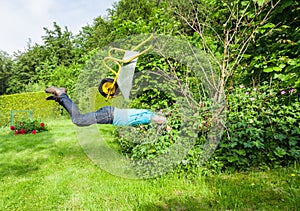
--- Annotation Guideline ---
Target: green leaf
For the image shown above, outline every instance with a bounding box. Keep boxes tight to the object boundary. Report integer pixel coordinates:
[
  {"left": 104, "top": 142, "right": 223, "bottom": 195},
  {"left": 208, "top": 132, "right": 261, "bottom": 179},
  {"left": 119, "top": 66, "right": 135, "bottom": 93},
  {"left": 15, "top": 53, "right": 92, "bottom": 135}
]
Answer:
[
  {"left": 263, "top": 66, "right": 283, "bottom": 73},
  {"left": 274, "top": 73, "right": 285, "bottom": 81},
  {"left": 235, "top": 149, "right": 246, "bottom": 156},
  {"left": 261, "top": 23, "right": 275, "bottom": 29},
  {"left": 273, "top": 67, "right": 282, "bottom": 72},
  {"left": 289, "top": 140, "right": 298, "bottom": 147},
  {"left": 263, "top": 67, "right": 274, "bottom": 73},
  {"left": 274, "top": 147, "right": 287, "bottom": 158}
]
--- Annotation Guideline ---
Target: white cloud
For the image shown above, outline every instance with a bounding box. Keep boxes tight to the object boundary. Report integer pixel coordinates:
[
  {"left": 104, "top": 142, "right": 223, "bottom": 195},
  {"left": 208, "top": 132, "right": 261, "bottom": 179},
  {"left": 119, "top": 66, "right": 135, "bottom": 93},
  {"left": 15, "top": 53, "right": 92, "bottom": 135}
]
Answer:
[{"left": 0, "top": 0, "right": 117, "bottom": 55}]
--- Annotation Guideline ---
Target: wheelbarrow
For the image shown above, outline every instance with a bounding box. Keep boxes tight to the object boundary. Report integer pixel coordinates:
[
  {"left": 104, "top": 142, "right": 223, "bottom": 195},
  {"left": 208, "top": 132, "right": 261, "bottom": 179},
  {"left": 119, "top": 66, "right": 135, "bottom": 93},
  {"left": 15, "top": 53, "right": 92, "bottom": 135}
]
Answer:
[{"left": 98, "top": 30, "right": 157, "bottom": 101}]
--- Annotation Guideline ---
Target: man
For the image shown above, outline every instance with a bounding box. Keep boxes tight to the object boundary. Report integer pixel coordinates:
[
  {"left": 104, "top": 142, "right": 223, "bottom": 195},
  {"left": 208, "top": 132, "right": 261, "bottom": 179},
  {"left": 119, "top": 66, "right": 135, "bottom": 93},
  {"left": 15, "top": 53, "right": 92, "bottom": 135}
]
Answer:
[{"left": 45, "top": 86, "right": 166, "bottom": 127}]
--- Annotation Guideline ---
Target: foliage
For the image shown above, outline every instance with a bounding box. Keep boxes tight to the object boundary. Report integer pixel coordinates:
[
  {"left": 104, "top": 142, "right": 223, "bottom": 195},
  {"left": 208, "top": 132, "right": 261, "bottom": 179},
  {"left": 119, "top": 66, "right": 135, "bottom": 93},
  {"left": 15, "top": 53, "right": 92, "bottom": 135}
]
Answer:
[
  {"left": 108, "top": 0, "right": 157, "bottom": 22},
  {"left": 10, "top": 119, "right": 48, "bottom": 135},
  {"left": 6, "top": 22, "right": 83, "bottom": 94},
  {"left": 44, "top": 63, "right": 83, "bottom": 96},
  {"left": 109, "top": 0, "right": 180, "bottom": 37},
  {"left": 0, "top": 51, "right": 13, "bottom": 95},
  {"left": 115, "top": 70, "right": 211, "bottom": 176},
  {"left": 42, "top": 22, "right": 79, "bottom": 66},
  {"left": 116, "top": 79, "right": 300, "bottom": 173},
  {"left": 214, "top": 83, "right": 300, "bottom": 171},
  {"left": 6, "top": 44, "right": 47, "bottom": 94},
  {"left": 238, "top": 0, "right": 300, "bottom": 89},
  {"left": 76, "top": 18, "right": 114, "bottom": 53},
  {"left": 0, "top": 92, "right": 62, "bottom": 127}
]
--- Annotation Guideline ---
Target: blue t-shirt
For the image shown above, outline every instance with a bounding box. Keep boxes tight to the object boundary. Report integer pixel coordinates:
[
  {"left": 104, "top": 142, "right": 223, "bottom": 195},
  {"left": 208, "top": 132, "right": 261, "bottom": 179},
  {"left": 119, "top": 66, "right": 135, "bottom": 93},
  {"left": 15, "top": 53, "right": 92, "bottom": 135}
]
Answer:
[{"left": 112, "top": 108, "right": 154, "bottom": 126}]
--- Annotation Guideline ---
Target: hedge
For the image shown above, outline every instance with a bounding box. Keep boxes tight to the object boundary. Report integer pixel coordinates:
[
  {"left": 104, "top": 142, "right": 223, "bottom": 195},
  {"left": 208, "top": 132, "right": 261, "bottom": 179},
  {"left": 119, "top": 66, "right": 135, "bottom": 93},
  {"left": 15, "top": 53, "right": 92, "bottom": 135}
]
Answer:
[{"left": 0, "top": 92, "right": 62, "bottom": 127}]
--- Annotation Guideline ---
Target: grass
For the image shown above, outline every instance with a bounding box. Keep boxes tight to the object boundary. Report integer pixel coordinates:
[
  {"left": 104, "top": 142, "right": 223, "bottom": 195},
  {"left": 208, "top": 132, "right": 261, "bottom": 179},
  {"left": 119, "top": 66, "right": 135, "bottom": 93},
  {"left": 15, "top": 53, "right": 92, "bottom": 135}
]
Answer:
[{"left": 0, "top": 119, "right": 299, "bottom": 210}]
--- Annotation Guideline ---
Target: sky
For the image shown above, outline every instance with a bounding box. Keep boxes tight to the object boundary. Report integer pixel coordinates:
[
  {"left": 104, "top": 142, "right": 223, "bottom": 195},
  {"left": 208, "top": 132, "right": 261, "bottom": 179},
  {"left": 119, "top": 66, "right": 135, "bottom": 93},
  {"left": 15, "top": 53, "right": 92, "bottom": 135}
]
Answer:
[{"left": 0, "top": 0, "right": 117, "bottom": 55}]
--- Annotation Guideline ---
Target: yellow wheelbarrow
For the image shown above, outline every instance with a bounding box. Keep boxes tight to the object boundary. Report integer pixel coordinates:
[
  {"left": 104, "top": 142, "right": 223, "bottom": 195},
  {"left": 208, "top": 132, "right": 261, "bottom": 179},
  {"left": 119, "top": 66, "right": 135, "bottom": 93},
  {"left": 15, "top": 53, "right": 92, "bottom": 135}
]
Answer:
[{"left": 98, "top": 30, "right": 157, "bottom": 101}]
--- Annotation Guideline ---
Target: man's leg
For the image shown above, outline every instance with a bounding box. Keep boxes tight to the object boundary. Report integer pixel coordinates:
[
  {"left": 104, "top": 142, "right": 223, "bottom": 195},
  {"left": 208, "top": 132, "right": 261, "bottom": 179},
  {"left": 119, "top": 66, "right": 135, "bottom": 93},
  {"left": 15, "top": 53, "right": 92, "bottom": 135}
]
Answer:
[
  {"left": 58, "top": 93, "right": 99, "bottom": 126},
  {"left": 46, "top": 87, "right": 113, "bottom": 126}
]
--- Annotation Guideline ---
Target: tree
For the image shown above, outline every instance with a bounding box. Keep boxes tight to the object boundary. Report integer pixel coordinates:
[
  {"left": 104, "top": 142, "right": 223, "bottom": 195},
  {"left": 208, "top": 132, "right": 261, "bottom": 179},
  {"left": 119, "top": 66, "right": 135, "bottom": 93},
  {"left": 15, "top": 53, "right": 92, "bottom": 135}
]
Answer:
[
  {"left": 42, "top": 22, "right": 77, "bottom": 66},
  {"left": 76, "top": 17, "right": 115, "bottom": 52},
  {"left": 6, "top": 22, "right": 82, "bottom": 94},
  {"left": 6, "top": 44, "right": 47, "bottom": 94},
  {"left": 238, "top": 0, "right": 300, "bottom": 88},
  {"left": 171, "top": 0, "right": 282, "bottom": 102},
  {"left": 108, "top": 0, "right": 158, "bottom": 22},
  {"left": 0, "top": 51, "right": 13, "bottom": 95}
]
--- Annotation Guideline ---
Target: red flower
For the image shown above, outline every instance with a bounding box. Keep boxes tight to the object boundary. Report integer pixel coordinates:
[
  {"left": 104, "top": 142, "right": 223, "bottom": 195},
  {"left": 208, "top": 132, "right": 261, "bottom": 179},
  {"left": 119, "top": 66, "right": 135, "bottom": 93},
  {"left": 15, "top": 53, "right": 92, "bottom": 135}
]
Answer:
[
  {"left": 10, "top": 125, "right": 15, "bottom": 130},
  {"left": 32, "top": 130, "right": 37, "bottom": 135},
  {"left": 40, "top": 123, "right": 45, "bottom": 128},
  {"left": 15, "top": 130, "right": 19, "bottom": 135},
  {"left": 20, "top": 128, "right": 26, "bottom": 134}
]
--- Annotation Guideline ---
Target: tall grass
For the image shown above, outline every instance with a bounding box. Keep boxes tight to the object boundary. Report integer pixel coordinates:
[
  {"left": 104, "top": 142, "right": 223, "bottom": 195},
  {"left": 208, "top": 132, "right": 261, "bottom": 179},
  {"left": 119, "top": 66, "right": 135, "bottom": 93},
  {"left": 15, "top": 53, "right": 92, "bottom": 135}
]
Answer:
[{"left": 0, "top": 119, "right": 299, "bottom": 210}]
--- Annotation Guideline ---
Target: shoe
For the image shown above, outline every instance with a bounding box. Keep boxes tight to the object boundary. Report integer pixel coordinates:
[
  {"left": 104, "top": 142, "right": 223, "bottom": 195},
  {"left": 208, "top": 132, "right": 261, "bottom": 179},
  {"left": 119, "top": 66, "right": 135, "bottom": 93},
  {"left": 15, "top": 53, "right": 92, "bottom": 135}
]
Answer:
[{"left": 45, "top": 86, "right": 66, "bottom": 96}]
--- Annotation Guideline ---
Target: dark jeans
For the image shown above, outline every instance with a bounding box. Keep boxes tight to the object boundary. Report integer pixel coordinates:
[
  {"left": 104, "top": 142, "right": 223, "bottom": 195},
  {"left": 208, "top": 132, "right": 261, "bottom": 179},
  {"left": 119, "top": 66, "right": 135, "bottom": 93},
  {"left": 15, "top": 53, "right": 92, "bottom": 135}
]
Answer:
[{"left": 58, "top": 93, "right": 114, "bottom": 126}]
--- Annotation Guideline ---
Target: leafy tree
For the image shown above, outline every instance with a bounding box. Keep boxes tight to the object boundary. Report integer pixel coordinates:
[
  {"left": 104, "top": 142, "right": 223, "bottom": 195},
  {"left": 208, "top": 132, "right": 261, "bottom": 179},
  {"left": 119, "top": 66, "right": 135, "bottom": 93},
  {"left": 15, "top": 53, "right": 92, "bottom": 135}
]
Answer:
[
  {"left": 171, "top": 0, "right": 299, "bottom": 90},
  {"left": 75, "top": 17, "right": 115, "bottom": 52},
  {"left": 0, "top": 51, "right": 13, "bottom": 95},
  {"left": 108, "top": 0, "right": 158, "bottom": 22},
  {"left": 107, "top": 0, "right": 179, "bottom": 37},
  {"left": 238, "top": 0, "right": 300, "bottom": 89},
  {"left": 42, "top": 22, "right": 77, "bottom": 66},
  {"left": 74, "top": 0, "right": 159, "bottom": 53},
  {"left": 7, "top": 44, "right": 47, "bottom": 94},
  {"left": 7, "top": 22, "right": 81, "bottom": 94}
]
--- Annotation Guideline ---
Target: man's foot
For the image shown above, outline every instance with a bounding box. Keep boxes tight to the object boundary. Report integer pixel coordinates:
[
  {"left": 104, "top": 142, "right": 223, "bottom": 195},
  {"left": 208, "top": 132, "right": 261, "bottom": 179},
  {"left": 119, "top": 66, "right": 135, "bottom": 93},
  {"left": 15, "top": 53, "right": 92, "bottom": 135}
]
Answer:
[{"left": 45, "top": 86, "right": 66, "bottom": 96}]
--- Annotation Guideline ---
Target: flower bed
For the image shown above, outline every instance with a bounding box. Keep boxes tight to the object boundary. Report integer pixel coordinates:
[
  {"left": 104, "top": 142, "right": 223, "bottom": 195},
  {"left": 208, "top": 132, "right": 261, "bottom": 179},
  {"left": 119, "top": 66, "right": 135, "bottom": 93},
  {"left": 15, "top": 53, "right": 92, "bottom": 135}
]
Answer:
[{"left": 10, "top": 119, "right": 48, "bottom": 135}]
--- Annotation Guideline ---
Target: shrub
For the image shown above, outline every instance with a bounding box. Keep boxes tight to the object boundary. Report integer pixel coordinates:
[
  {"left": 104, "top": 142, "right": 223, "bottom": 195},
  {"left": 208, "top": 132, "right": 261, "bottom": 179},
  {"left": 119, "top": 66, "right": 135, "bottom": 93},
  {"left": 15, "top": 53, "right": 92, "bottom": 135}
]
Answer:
[
  {"left": 10, "top": 119, "right": 48, "bottom": 135},
  {"left": 0, "top": 92, "right": 62, "bottom": 127},
  {"left": 115, "top": 82, "right": 300, "bottom": 174},
  {"left": 214, "top": 83, "right": 300, "bottom": 171}
]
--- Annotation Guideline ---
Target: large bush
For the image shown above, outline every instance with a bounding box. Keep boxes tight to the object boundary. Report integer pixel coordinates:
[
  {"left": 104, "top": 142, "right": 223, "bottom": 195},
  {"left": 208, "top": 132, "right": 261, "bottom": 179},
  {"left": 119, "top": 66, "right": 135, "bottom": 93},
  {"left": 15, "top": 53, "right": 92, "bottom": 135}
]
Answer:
[
  {"left": 214, "top": 84, "right": 300, "bottom": 171},
  {"left": 113, "top": 82, "right": 300, "bottom": 174},
  {"left": 0, "top": 92, "right": 62, "bottom": 127}
]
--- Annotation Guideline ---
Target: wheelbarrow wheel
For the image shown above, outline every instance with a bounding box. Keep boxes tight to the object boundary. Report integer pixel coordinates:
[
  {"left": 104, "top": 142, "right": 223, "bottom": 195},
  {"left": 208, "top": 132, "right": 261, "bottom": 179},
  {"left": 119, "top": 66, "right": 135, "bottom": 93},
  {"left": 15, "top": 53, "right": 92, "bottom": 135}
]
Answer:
[{"left": 98, "top": 78, "right": 119, "bottom": 98}]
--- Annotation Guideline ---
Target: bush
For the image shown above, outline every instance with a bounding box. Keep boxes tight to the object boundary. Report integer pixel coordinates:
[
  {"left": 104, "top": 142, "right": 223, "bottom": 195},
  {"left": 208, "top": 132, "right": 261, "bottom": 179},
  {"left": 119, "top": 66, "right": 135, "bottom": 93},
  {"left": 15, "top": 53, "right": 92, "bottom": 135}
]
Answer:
[
  {"left": 10, "top": 119, "right": 48, "bottom": 135},
  {"left": 115, "top": 82, "right": 300, "bottom": 174},
  {"left": 214, "top": 84, "right": 300, "bottom": 171},
  {"left": 0, "top": 92, "right": 62, "bottom": 127}
]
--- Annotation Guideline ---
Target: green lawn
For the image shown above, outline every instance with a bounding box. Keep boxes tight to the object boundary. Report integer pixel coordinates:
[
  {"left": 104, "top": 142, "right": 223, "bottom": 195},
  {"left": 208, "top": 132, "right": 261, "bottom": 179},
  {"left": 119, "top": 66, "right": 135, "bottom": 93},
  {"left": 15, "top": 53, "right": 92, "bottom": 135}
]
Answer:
[{"left": 0, "top": 119, "right": 299, "bottom": 210}]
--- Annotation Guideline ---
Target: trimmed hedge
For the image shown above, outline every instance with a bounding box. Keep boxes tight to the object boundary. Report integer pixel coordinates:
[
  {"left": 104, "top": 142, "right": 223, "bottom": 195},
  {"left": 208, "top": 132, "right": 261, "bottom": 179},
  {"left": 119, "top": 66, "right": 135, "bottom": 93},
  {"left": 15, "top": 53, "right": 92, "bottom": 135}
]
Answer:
[{"left": 0, "top": 92, "right": 62, "bottom": 126}]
